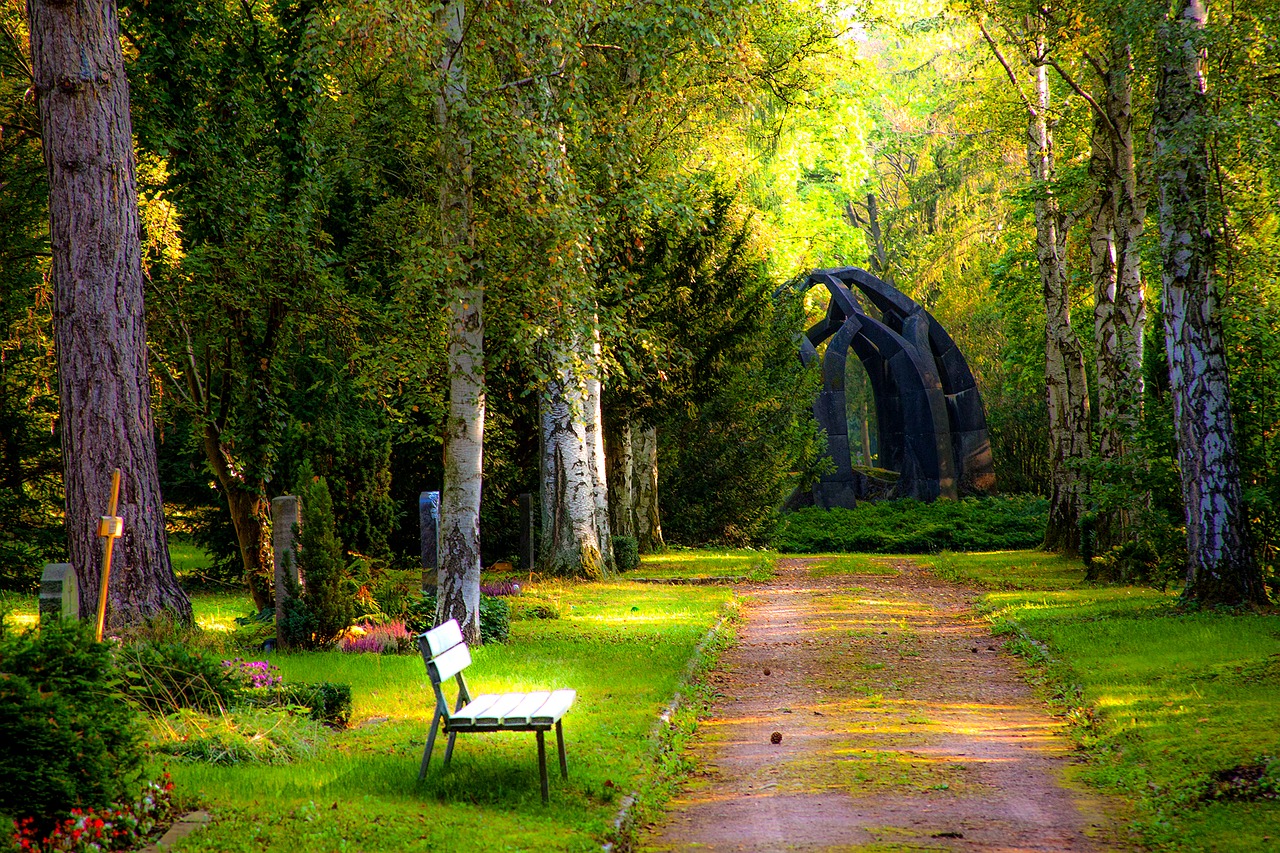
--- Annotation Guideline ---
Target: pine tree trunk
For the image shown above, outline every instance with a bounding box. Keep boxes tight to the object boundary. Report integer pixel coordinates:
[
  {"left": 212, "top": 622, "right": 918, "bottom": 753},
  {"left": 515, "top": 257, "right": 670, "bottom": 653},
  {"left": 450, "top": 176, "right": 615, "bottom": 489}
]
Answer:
[
  {"left": 1152, "top": 0, "right": 1264, "bottom": 605},
  {"left": 434, "top": 0, "right": 484, "bottom": 642},
  {"left": 607, "top": 419, "right": 636, "bottom": 539},
  {"left": 1028, "top": 52, "right": 1091, "bottom": 555},
  {"left": 633, "top": 425, "right": 664, "bottom": 553},
  {"left": 585, "top": 326, "right": 614, "bottom": 572},
  {"left": 28, "top": 0, "right": 190, "bottom": 628},
  {"left": 539, "top": 358, "right": 604, "bottom": 578}
]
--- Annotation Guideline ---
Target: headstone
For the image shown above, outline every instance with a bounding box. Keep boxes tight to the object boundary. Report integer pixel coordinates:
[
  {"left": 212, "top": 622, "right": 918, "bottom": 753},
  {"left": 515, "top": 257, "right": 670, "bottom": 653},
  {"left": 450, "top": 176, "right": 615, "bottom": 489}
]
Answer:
[
  {"left": 519, "top": 492, "right": 535, "bottom": 572},
  {"left": 420, "top": 491, "right": 440, "bottom": 593},
  {"left": 39, "top": 563, "right": 79, "bottom": 622},
  {"left": 272, "top": 495, "right": 302, "bottom": 633}
]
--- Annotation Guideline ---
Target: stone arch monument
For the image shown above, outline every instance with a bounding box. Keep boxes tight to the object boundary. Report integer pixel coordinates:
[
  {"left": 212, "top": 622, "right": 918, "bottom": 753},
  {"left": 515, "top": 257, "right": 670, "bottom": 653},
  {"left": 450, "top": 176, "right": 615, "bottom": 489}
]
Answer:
[{"left": 797, "top": 267, "right": 996, "bottom": 509}]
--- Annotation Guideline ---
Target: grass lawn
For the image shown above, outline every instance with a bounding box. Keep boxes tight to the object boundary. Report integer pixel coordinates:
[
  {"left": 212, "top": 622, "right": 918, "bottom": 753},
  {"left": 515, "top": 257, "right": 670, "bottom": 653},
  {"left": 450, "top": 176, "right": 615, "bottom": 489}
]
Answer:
[
  {"left": 625, "top": 547, "right": 774, "bottom": 581},
  {"left": 917, "top": 549, "right": 1280, "bottom": 852},
  {"left": 163, "top": 552, "right": 735, "bottom": 852}
]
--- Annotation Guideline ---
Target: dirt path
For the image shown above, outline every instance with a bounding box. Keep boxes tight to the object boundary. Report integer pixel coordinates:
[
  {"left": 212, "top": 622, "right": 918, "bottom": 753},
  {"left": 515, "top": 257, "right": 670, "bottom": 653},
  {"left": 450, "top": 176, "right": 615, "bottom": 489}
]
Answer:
[{"left": 641, "top": 558, "right": 1129, "bottom": 852}]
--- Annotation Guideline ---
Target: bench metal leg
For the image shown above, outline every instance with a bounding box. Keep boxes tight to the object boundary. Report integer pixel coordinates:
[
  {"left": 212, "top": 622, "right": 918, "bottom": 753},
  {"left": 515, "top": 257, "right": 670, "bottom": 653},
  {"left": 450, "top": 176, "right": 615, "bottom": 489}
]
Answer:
[
  {"left": 556, "top": 720, "right": 568, "bottom": 779},
  {"left": 536, "top": 730, "right": 550, "bottom": 804},
  {"left": 419, "top": 710, "right": 442, "bottom": 780},
  {"left": 443, "top": 730, "right": 458, "bottom": 767}
]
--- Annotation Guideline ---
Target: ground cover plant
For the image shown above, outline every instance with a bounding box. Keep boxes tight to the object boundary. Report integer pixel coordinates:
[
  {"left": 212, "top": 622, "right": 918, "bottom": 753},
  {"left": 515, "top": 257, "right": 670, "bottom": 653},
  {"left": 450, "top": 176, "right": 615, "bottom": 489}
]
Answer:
[
  {"left": 917, "top": 549, "right": 1280, "bottom": 851},
  {"left": 628, "top": 548, "right": 775, "bottom": 581},
  {"left": 142, "top": 561, "right": 734, "bottom": 852},
  {"left": 773, "top": 496, "right": 1048, "bottom": 554}
]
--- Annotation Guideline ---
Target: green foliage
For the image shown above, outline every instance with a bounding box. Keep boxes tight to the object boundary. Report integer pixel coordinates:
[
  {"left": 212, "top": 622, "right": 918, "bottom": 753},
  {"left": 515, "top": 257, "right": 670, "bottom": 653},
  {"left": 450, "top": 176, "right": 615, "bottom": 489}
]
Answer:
[
  {"left": 279, "top": 467, "right": 356, "bottom": 649},
  {"left": 612, "top": 536, "right": 640, "bottom": 572},
  {"left": 234, "top": 681, "right": 353, "bottom": 729},
  {"left": 405, "top": 592, "right": 511, "bottom": 645},
  {"left": 116, "top": 640, "right": 239, "bottom": 715},
  {"left": 772, "top": 497, "right": 1049, "bottom": 553},
  {"left": 0, "top": 620, "right": 143, "bottom": 830}
]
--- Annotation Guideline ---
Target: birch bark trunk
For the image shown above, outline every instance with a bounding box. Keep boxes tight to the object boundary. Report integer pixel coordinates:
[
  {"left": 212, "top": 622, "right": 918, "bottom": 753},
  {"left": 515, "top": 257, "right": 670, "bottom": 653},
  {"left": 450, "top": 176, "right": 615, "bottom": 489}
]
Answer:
[
  {"left": 1089, "top": 44, "right": 1146, "bottom": 549},
  {"left": 585, "top": 327, "right": 614, "bottom": 572},
  {"left": 1152, "top": 0, "right": 1264, "bottom": 604},
  {"left": 435, "top": 0, "right": 484, "bottom": 642},
  {"left": 540, "top": 357, "right": 605, "bottom": 578},
  {"left": 1028, "top": 45, "right": 1091, "bottom": 556},
  {"left": 28, "top": 0, "right": 190, "bottom": 628},
  {"left": 634, "top": 425, "right": 664, "bottom": 553}
]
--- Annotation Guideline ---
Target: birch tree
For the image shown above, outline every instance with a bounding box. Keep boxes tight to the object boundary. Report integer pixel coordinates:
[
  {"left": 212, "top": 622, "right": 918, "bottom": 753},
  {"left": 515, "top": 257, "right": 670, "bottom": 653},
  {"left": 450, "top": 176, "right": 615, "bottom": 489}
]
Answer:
[
  {"left": 433, "top": 0, "right": 485, "bottom": 640},
  {"left": 979, "top": 16, "right": 1091, "bottom": 554},
  {"left": 1151, "top": 0, "right": 1265, "bottom": 604},
  {"left": 27, "top": 0, "right": 190, "bottom": 626}
]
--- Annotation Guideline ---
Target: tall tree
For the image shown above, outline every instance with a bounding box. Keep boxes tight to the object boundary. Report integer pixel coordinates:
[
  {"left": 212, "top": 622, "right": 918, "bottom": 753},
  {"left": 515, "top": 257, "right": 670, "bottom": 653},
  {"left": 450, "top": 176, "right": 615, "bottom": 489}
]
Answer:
[
  {"left": 1151, "top": 0, "right": 1264, "bottom": 604},
  {"left": 433, "top": 0, "right": 485, "bottom": 641},
  {"left": 979, "top": 16, "right": 1091, "bottom": 554},
  {"left": 26, "top": 0, "right": 189, "bottom": 626}
]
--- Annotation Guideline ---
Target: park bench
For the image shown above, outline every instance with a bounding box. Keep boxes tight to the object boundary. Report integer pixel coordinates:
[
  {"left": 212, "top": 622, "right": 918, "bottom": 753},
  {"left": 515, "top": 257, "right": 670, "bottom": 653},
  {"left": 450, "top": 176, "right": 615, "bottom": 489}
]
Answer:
[{"left": 417, "top": 619, "right": 575, "bottom": 803}]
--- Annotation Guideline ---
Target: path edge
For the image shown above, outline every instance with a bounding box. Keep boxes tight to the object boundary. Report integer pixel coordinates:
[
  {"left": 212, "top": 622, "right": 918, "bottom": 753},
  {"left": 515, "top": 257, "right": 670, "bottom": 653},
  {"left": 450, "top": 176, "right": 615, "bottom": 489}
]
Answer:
[{"left": 602, "top": 598, "right": 740, "bottom": 853}]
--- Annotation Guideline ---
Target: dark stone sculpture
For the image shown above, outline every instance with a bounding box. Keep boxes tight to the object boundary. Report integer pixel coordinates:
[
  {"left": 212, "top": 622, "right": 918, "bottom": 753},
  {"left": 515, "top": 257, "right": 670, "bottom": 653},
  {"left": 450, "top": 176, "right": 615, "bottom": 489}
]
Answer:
[{"left": 798, "top": 267, "right": 996, "bottom": 508}]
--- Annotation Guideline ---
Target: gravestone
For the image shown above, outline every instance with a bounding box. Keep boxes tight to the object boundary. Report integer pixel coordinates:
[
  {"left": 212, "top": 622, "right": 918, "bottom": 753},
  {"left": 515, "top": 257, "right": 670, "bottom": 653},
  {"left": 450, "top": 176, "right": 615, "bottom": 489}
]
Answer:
[
  {"left": 272, "top": 495, "right": 302, "bottom": 633},
  {"left": 39, "top": 563, "right": 79, "bottom": 621},
  {"left": 519, "top": 492, "right": 535, "bottom": 572},
  {"left": 420, "top": 491, "right": 440, "bottom": 593}
]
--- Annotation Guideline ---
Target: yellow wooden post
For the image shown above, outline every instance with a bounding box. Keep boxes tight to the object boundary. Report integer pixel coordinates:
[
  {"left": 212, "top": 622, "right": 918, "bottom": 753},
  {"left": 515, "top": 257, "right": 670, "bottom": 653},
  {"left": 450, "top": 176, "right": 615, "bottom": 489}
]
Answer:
[{"left": 95, "top": 469, "right": 123, "bottom": 642}]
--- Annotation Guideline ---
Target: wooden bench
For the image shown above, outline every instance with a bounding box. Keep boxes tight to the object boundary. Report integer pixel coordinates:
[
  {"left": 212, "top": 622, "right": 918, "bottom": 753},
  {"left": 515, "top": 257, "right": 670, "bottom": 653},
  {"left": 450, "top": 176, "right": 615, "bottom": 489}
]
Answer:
[{"left": 417, "top": 619, "right": 575, "bottom": 803}]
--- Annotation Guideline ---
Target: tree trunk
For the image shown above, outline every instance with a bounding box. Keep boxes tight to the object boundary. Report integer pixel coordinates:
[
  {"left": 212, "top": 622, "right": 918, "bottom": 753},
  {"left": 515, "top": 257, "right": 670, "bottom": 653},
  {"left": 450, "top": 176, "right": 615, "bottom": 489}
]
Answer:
[
  {"left": 28, "top": 0, "right": 190, "bottom": 628},
  {"left": 633, "top": 425, "right": 664, "bottom": 553},
  {"left": 1152, "top": 0, "right": 1264, "bottom": 605},
  {"left": 539, "top": 358, "right": 604, "bottom": 578},
  {"left": 585, "top": 326, "right": 614, "bottom": 571},
  {"left": 434, "top": 0, "right": 484, "bottom": 643},
  {"left": 1089, "top": 43, "right": 1146, "bottom": 550},
  {"left": 606, "top": 419, "right": 636, "bottom": 539},
  {"left": 1028, "top": 48, "right": 1091, "bottom": 556}
]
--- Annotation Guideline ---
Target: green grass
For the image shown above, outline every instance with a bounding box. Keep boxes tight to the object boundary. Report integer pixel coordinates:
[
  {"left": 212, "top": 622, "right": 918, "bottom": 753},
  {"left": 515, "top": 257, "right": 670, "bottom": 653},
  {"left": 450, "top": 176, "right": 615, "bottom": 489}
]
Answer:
[
  {"left": 928, "top": 549, "right": 1280, "bottom": 851},
  {"left": 802, "top": 553, "right": 902, "bottom": 577},
  {"left": 629, "top": 547, "right": 774, "bottom": 581},
  {"left": 161, "top": 576, "right": 733, "bottom": 852},
  {"left": 169, "top": 539, "right": 214, "bottom": 576}
]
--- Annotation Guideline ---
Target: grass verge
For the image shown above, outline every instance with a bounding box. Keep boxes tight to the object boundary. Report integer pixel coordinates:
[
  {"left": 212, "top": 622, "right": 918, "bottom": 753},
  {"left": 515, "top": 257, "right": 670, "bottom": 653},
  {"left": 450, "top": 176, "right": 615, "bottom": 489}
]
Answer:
[
  {"left": 161, "top": 576, "right": 734, "bottom": 852},
  {"left": 628, "top": 548, "right": 774, "bottom": 582},
  {"left": 918, "top": 549, "right": 1280, "bottom": 852}
]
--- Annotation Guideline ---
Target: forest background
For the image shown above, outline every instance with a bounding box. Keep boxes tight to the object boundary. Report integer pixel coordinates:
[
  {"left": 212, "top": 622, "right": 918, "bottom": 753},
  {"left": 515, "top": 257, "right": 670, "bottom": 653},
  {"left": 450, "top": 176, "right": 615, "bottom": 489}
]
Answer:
[{"left": 2, "top": 0, "right": 1278, "bottom": 611}]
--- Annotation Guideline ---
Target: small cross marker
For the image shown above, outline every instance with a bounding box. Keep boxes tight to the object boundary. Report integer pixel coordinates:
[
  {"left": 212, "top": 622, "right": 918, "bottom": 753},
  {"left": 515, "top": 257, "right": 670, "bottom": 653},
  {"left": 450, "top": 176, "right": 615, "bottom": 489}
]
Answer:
[{"left": 95, "top": 468, "right": 123, "bottom": 641}]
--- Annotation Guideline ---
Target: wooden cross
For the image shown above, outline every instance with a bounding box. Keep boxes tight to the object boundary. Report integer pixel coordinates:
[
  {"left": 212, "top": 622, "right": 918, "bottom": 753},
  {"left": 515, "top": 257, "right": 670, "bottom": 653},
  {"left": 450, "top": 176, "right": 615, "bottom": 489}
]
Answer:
[{"left": 95, "top": 469, "right": 123, "bottom": 642}]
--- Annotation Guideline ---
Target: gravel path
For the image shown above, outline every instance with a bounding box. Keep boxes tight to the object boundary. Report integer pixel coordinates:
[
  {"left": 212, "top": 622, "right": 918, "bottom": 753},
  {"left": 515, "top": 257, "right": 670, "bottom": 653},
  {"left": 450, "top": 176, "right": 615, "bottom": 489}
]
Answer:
[{"left": 640, "top": 557, "right": 1131, "bottom": 852}]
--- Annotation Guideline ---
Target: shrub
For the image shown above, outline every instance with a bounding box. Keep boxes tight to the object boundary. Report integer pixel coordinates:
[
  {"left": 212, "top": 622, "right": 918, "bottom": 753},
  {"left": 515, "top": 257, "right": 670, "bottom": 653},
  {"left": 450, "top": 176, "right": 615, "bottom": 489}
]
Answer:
[
  {"left": 239, "top": 682, "right": 353, "bottom": 728},
  {"left": 771, "top": 496, "right": 1049, "bottom": 554},
  {"left": 221, "top": 658, "right": 282, "bottom": 689},
  {"left": 404, "top": 592, "right": 511, "bottom": 644},
  {"left": 0, "top": 620, "right": 143, "bottom": 832},
  {"left": 612, "top": 536, "right": 640, "bottom": 571},
  {"left": 278, "top": 465, "right": 356, "bottom": 649},
  {"left": 116, "top": 641, "right": 239, "bottom": 714}
]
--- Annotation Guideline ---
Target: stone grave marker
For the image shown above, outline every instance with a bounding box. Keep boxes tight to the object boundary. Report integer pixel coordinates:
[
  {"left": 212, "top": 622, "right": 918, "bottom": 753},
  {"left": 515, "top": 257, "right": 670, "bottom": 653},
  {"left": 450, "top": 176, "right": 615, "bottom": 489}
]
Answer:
[
  {"left": 272, "top": 495, "right": 302, "bottom": 637},
  {"left": 39, "top": 563, "right": 79, "bottom": 621},
  {"left": 420, "top": 491, "right": 440, "bottom": 593},
  {"left": 519, "top": 492, "right": 535, "bottom": 571}
]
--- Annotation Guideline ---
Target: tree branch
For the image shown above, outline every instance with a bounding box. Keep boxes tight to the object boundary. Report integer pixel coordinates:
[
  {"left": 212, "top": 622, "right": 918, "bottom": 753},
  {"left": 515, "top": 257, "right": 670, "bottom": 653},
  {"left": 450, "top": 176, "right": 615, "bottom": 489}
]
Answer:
[
  {"left": 1044, "top": 55, "right": 1120, "bottom": 139},
  {"left": 976, "top": 19, "right": 1034, "bottom": 114}
]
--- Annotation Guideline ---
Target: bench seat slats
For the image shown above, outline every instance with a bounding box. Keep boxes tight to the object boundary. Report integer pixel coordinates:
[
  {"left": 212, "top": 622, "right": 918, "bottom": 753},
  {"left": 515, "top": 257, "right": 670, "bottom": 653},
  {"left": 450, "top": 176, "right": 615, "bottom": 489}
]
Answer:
[
  {"left": 497, "top": 691, "right": 552, "bottom": 726},
  {"left": 449, "top": 693, "right": 503, "bottom": 726},
  {"left": 429, "top": 642, "right": 471, "bottom": 683},
  {"left": 424, "top": 619, "right": 465, "bottom": 657},
  {"left": 472, "top": 692, "right": 528, "bottom": 727},
  {"left": 531, "top": 689, "right": 576, "bottom": 725}
]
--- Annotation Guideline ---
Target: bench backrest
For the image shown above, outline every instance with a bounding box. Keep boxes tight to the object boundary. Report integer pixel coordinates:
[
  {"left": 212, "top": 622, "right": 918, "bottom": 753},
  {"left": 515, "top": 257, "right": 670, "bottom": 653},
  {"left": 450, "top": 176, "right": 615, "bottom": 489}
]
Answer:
[{"left": 419, "top": 619, "right": 472, "bottom": 715}]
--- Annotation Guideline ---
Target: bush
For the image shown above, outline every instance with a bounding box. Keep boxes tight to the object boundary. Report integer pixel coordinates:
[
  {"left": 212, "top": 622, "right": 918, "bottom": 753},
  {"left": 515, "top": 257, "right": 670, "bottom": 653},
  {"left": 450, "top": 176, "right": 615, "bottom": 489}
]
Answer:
[
  {"left": 772, "top": 496, "right": 1048, "bottom": 554},
  {"left": 278, "top": 465, "right": 356, "bottom": 649},
  {"left": 404, "top": 592, "right": 511, "bottom": 645},
  {"left": 0, "top": 620, "right": 143, "bottom": 832},
  {"left": 116, "top": 641, "right": 240, "bottom": 714},
  {"left": 612, "top": 536, "right": 640, "bottom": 571},
  {"left": 340, "top": 621, "right": 413, "bottom": 654},
  {"left": 237, "top": 681, "right": 353, "bottom": 728}
]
